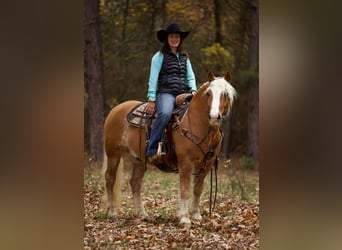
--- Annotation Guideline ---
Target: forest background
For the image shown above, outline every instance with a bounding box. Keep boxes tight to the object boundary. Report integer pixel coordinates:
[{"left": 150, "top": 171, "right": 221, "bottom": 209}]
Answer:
[{"left": 84, "top": 0, "right": 259, "bottom": 166}]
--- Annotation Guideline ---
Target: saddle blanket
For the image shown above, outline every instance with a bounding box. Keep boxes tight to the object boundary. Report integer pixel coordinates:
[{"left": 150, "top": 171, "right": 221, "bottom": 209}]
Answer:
[{"left": 126, "top": 93, "right": 192, "bottom": 128}]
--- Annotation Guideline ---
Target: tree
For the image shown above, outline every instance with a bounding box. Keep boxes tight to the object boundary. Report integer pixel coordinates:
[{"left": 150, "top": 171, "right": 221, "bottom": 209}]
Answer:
[
  {"left": 247, "top": 0, "right": 259, "bottom": 161},
  {"left": 151, "top": 0, "right": 167, "bottom": 34},
  {"left": 85, "top": 0, "right": 105, "bottom": 163},
  {"left": 85, "top": 0, "right": 259, "bottom": 163},
  {"left": 233, "top": 0, "right": 249, "bottom": 79},
  {"left": 214, "top": 0, "right": 224, "bottom": 44}
]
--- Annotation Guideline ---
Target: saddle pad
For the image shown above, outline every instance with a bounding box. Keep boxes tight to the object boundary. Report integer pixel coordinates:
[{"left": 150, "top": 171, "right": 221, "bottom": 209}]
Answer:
[
  {"left": 127, "top": 99, "right": 190, "bottom": 128},
  {"left": 126, "top": 103, "right": 153, "bottom": 127}
]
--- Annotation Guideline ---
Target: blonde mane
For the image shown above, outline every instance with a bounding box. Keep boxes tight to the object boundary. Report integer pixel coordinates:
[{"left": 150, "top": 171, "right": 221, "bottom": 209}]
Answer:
[{"left": 206, "top": 77, "right": 238, "bottom": 108}]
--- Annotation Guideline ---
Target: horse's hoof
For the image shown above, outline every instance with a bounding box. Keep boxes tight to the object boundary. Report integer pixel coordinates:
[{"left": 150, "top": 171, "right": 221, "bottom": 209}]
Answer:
[
  {"left": 179, "top": 217, "right": 191, "bottom": 225},
  {"left": 107, "top": 208, "right": 118, "bottom": 217},
  {"left": 107, "top": 212, "right": 116, "bottom": 218},
  {"left": 135, "top": 209, "right": 149, "bottom": 218},
  {"left": 139, "top": 212, "right": 149, "bottom": 218},
  {"left": 191, "top": 212, "right": 202, "bottom": 221}
]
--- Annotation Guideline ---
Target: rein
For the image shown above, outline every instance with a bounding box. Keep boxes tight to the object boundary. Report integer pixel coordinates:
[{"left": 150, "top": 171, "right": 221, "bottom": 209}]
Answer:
[{"left": 209, "top": 157, "right": 218, "bottom": 216}]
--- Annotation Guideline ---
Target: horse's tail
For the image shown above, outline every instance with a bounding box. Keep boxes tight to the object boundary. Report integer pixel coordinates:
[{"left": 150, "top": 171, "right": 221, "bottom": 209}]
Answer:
[
  {"left": 101, "top": 151, "right": 107, "bottom": 176},
  {"left": 101, "top": 152, "right": 108, "bottom": 213},
  {"left": 101, "top": 152, "right": 124, "bottom": 213}
]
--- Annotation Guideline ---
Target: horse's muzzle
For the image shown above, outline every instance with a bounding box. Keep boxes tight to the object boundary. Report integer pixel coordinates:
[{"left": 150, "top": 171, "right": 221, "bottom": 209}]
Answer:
[{"left": 209, "top": 113, "right": 222, "bottom": 125}]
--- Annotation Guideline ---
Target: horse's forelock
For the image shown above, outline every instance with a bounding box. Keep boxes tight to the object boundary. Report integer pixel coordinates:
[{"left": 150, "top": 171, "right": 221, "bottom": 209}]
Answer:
[{"left": 207, "top": 77, "right": 237, "bottom": 107}]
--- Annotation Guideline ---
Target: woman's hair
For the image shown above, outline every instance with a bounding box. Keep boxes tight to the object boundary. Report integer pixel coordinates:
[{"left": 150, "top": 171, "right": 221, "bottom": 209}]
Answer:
[{"left": 160, "top": 37, "right": 188, "bottom": 56}]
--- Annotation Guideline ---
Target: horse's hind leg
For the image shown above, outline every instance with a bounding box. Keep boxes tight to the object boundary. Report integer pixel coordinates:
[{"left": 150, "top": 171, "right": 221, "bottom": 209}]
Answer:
[
  {"left": 104, "top": 153, "right": 123, "bottom": 217},
  {"left": 129, "top": 160, "right": 148, "bottom": 218}
]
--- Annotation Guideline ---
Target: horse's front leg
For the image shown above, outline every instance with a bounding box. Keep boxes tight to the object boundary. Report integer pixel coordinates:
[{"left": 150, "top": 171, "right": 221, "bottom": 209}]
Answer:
[
  {"left": 178, "top": 164, "right": 192, "bottom": 225},
  {"left": 190, "top": 173, "right": 206, "bottom": 221}
]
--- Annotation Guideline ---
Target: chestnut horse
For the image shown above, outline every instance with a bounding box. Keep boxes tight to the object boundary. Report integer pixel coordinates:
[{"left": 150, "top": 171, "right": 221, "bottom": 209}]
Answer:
[{"left": 102, "top": 71, "right": 237, "bottom": 225}]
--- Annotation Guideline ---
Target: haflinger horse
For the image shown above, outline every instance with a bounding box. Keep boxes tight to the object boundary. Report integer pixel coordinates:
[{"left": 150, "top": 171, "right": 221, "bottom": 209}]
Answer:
[{"left": 102, "top": 70, "right": 237, "bottom": 226}]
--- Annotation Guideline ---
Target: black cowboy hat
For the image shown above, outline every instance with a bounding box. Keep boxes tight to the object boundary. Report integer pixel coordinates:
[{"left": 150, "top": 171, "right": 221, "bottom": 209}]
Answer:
[{"left": 157, "top": 23, "right": 190, "bottom": 43}]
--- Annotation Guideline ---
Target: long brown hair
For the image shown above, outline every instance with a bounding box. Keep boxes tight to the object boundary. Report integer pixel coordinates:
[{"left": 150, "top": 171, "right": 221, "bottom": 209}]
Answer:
[{"left": 160, "top": 36, "right": 188, "bottom": 56}]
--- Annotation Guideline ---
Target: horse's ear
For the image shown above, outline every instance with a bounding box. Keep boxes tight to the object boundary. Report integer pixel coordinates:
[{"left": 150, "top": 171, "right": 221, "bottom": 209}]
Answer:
[
  {"left": 224, "top": 72, "right": 232, "bottom": 81},
  {"left": 208, "top": 70, "right": 215, "bottom": 82}
]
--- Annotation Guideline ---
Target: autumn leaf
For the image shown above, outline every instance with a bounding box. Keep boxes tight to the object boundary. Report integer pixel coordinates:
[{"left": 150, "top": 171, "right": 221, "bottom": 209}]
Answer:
[{"left": 84, "top": 163, "right": 259, "bottom": 249}]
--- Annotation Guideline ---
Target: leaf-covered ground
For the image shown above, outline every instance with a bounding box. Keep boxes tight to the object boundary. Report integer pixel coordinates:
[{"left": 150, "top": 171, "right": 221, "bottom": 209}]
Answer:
[{"left": 84, "top": 160, "right": 259, "bottom": 249}]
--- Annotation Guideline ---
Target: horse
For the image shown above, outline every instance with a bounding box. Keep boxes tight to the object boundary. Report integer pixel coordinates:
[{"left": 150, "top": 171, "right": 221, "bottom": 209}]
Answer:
[{"left": 102, "top": 70, "right": 237, "bottom": 225}]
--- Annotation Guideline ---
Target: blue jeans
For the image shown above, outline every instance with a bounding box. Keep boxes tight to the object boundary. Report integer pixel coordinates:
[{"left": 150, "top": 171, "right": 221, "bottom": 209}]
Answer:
[{"left": 146, "top": 93, "right": 175, "bottom": 156}]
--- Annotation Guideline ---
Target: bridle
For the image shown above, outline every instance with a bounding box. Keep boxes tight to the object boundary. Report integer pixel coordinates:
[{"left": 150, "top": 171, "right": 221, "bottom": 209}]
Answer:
[{"left": 175, "top": 102, "right": 223, "bottom": 160}]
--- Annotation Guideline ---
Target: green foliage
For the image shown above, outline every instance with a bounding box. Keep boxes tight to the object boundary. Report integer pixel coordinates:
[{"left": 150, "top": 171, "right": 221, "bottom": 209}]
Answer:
[
  {"left": 86, "top": 0, "right": 259, "bottom": 157},
  {"left": 201, "top": 43, "right": 235, "bottom": 75},
  {"left": 94, "top": 213, "right": 109, "bottom": 220},
  {"left": 238, "top": 64, "right": 259, "bottom": 86},
  {"left": 225, "top": 157, "right": 259, "bottom": 201},
  {"left": 227, "top": 169, "right": 256, "bottom": 201},
  {"left": 241, "top": 155, "right": 258, "bottom": 170}
]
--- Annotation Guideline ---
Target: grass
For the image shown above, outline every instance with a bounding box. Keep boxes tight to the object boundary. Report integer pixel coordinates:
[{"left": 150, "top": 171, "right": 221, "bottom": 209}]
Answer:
[
  {"left": 142, "top": 170, "right": 179, "bottom": 196},
  {"left": 85, "top": 156, "right": 259, "bottom": 216}
]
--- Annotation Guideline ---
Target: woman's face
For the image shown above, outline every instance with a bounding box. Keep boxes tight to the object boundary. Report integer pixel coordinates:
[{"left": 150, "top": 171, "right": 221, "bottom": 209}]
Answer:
[{"left": 168, "top": 33, "right": 180, "bottom": 50}]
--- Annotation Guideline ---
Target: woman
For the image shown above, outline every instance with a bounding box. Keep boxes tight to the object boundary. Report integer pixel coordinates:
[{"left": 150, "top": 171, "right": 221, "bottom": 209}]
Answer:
[{"left": 145, "top": 23, "right": 197, "bottom": 164}]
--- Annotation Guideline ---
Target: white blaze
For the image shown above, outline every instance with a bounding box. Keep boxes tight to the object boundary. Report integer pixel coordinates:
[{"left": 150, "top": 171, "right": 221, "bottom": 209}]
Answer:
[
  {"left": 208, "top": 78, "right": 226, "bottom": 119},
  {"left": 207, "top": 77, "right": 237, "bottom": 120}
]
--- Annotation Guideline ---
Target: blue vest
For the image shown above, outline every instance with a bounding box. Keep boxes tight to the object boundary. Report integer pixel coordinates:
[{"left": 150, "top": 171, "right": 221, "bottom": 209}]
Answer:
[{"left": 157, "top": 52, "right": 189, "bottom": 96}]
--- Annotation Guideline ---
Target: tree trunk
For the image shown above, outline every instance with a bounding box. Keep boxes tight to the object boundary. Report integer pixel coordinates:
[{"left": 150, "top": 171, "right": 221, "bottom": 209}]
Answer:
[
  {"left": 216, "top": 0, "right": 238, "bottom": 159},
  {"left": 222, "top": 114, "right": 232, "bottom": 158},
  {"left": 85, "top": 0, "right": 105, "bottom": 163},
  {"left": 214, "top": 0, "right": 223, "bottom": 44},
  {"left": 151, "top": 0, "right": 166, "bottom": 38},
  {"left": 214, "top": 0, "right": 229, "bottom": 157},
  {"left": 233, "top": 0, "right": 249, "bottom": 79},
  {"left": 121, "top": 0, "right": 130, "bottom": 41},
  {"left": 247, "top": 0, "right": 259, "bottom": 161}
]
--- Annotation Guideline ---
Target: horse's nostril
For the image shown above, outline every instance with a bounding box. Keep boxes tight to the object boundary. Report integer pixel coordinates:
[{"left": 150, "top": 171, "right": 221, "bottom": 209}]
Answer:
[{"left": 217, "top": 114, "right": 221, "bottom": 120}]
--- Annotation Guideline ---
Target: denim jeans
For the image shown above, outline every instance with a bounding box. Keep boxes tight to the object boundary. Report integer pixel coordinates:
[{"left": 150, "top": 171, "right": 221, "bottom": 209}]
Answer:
[{"left": 146, "top": 93, "right": 175, "bottom": 156}]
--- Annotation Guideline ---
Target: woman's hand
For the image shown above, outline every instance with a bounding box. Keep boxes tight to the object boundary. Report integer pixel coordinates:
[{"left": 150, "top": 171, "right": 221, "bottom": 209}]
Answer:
[{"left": 145, "top": 101, "right": 156, "bottom": 115}]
